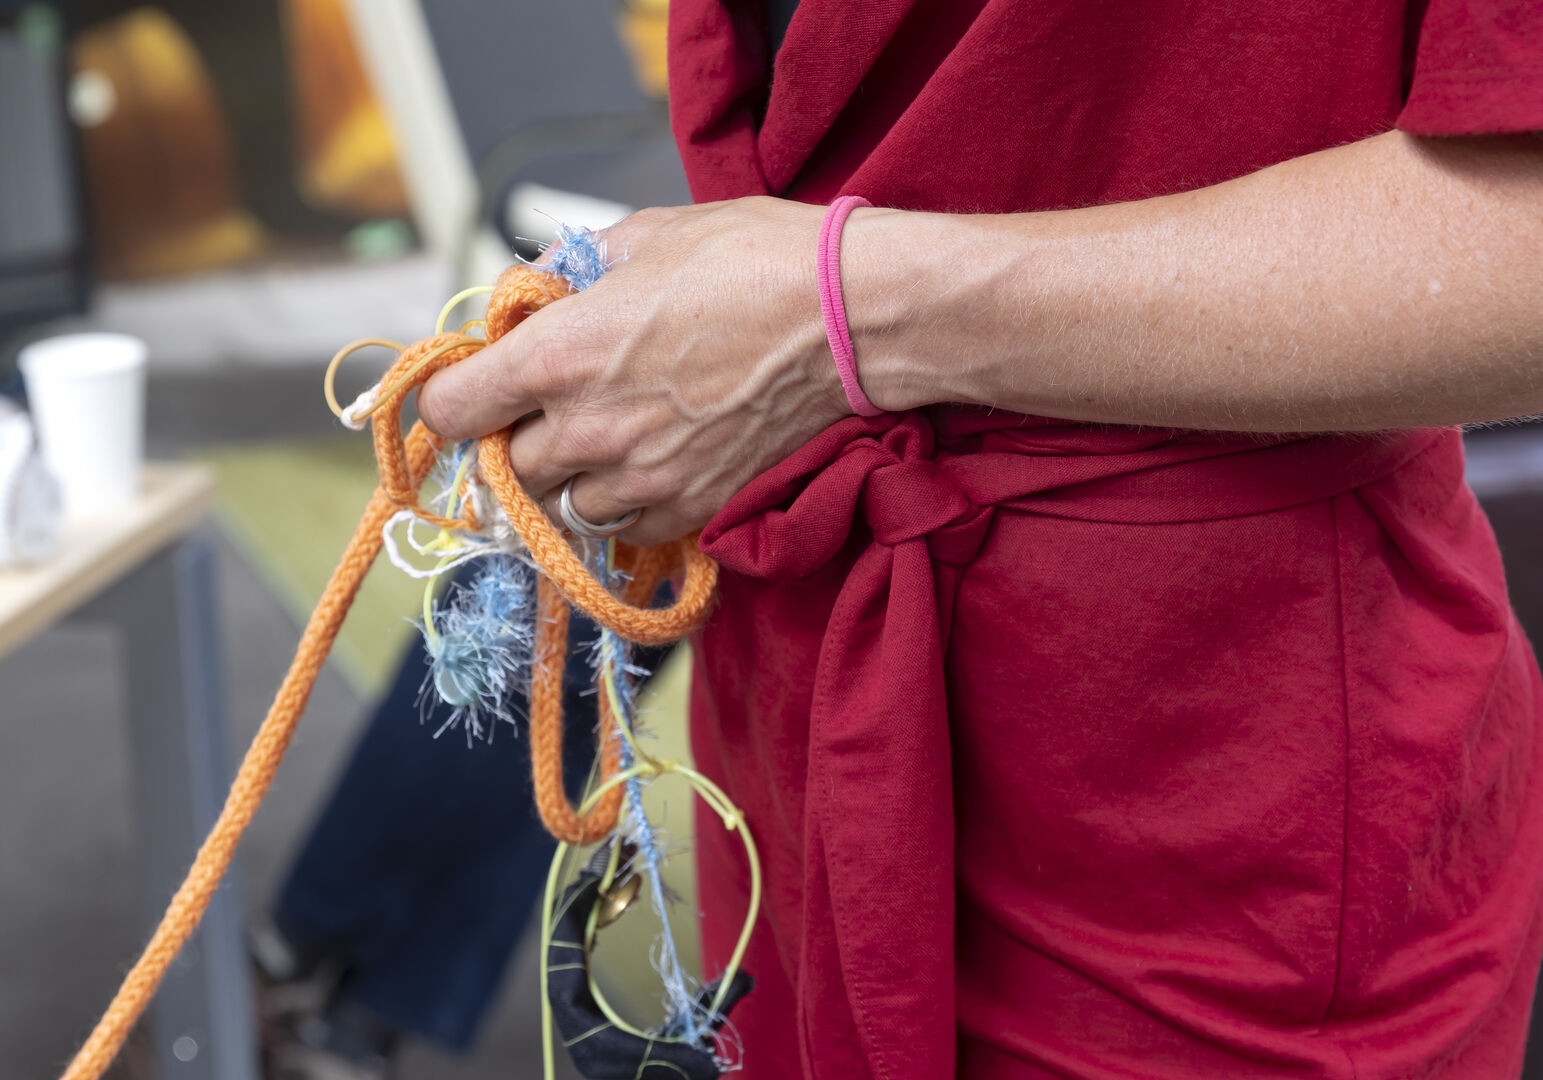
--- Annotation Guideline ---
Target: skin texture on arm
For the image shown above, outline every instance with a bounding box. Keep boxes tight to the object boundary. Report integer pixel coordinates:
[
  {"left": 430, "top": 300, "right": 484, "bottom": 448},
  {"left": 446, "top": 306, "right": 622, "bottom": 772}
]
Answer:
[
  {"left": 417, "top": 131, "right": 1543, "bottom": 544},
  {"left": 848, "top": 130, "right": 1543, "bottom": 433}
]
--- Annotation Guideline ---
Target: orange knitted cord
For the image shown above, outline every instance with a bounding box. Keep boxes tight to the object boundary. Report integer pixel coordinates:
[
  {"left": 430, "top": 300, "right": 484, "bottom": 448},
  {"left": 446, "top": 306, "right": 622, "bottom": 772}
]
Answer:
[
  {"left": 60, "top": 265, "right": 717, "bottom": 1080},
  {"left": 529, "top": 576, "right": 627, "bottom": 844}
]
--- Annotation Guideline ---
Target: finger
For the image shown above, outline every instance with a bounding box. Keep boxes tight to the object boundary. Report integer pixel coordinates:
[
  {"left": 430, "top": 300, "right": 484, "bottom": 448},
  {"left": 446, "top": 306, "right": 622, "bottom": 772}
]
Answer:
[
  {"left": 509, "top": 405, "right": 635, "bottom": 495},
  {"left": 620, "top": 508, "right": 691, "bottom": 549},
  {"left": 557, "top": 471, "right": 646, "bottom": 538},
  {"left": 505, "top": 413, "right": 573, "bottom": 497},
  {"left": 417, "top": 324, "right": 541, "bottom": 439}
]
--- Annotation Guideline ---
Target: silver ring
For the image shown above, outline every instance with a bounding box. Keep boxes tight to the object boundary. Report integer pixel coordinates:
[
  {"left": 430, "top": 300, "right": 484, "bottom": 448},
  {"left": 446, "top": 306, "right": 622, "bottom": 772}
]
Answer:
[{"left": 558, "top": 479, "right": 640, "bottom": 539}]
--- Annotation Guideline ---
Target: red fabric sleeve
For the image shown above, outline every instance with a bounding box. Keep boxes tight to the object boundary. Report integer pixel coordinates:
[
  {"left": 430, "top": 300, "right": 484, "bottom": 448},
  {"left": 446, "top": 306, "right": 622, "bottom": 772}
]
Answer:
[{"left": 1398, "top": 0, "right": 1543, "bottom": 133}]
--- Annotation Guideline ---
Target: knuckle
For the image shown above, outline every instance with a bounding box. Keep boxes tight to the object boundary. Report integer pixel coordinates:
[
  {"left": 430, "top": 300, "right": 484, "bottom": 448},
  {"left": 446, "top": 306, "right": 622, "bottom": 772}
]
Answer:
[
  {"left": 452, "top": 343, "right": 513, "bottom": 405},
  {"left": 623, "top": 205, "right": 666, "bottom": 230},
  {"left": 553, "top": 421, "right": 619, "bottom": 466},
  {"left": 608, "top": 205, "right": 684, "bottom": 253},
  {"left": 628, "top": 513, "right": 678, "bottom": 548},
  {"left": 505, "top": 433, "right": 545, "bottom": 482},
  {"left": 415, "top": 378, "right": 455, "bottom": 434},
  {"left": 618, "top": 468, "right": 670, "bottom": 508},
  {"left": 522, "top": 310, "right": 604, "bottom": 393},
  {"left": 522, "top": 337, "right": 579, "bottom": 400}
]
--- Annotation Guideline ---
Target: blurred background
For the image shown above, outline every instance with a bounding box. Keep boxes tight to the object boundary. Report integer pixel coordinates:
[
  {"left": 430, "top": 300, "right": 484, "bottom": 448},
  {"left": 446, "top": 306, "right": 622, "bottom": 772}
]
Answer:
[
  {"left": 5, "top": 1, "right": 1543, "bottom": 1078},
  {"left": 0, "top": 1, "right": 695, "bottom": 1078}
]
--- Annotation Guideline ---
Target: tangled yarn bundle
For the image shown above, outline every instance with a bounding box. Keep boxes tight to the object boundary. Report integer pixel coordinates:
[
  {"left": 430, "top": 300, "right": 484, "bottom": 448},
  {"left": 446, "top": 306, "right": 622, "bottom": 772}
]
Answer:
[{"left": 59, "top": 263, "right": 718, "bottom": 1080}]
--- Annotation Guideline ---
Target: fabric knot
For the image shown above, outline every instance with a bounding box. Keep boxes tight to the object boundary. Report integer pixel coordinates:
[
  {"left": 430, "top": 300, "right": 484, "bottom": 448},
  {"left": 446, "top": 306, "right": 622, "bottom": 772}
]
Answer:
[{"left": 861, "top": 456, "right": 989, "bottom": 565}]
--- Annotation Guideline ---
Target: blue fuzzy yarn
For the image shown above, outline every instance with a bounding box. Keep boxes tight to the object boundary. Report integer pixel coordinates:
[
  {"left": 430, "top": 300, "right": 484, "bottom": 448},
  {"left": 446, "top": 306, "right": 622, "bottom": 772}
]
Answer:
[
  {"left": 413, "top": 221, "right": 614, "bottom": 730},
  {"left": 421, "top": 557, "right": 536, "bottom": 743},
  {"left": 542, "top": 223, "right": 611, "bottom": 291},
  {"left": 585, "top": 548, "right": 707, "bottom": 1043},
  {"left": 470, "top": 553, "right": 533, "bottom": 620}
]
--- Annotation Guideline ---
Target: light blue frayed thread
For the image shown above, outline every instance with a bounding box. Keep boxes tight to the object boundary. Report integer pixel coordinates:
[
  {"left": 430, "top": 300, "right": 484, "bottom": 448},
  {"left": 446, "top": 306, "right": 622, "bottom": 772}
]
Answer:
[
  {"left": 419, "top": 555, "right": 536, "bottom": 745},
  {"left": 410, "top": 220, "right": 724, "bottom": 1049},
  {"left": 588, "top": 549, "right": 708, "bottom": 1045},
  {"left": 416, "top": 219, "right": 621, "bottom": 741},
  {"left": 434, "top": 439, "right": 479, "bottom": 507},
  {"left": 535, "top": 222, "right": 614, "bottom": 292}
]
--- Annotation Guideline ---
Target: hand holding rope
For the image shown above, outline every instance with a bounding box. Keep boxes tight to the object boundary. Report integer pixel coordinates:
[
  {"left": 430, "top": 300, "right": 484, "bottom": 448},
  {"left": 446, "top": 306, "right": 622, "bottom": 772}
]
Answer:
[{"left": 59, "top": 264, "right": 719, "bottom": 1080}]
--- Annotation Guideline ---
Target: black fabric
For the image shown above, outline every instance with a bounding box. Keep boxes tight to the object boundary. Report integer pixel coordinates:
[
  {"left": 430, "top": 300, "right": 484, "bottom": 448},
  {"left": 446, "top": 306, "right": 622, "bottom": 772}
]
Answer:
[
  {"left": 767, "top": 0, "right": 799, "bottom": 58},
  {"left": 546, "top": 873, "right": 754, "bottom": 1079}
]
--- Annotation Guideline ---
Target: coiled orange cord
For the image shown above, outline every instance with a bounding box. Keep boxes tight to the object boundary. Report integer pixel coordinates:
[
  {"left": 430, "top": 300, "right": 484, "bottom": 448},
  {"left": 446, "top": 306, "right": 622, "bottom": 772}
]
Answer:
[{"left": 59, "top": 265, "right": 717, "bottom": 1080}]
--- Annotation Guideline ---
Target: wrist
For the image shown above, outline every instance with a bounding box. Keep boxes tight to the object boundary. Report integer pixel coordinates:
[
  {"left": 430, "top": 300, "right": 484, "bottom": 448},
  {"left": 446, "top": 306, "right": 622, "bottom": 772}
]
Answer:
[
  {"left": 838, "top": 207, "right": 927, "bottom": 412},
  {"left": 839, "top": 207, "right": 1015, "bottom": 413}
]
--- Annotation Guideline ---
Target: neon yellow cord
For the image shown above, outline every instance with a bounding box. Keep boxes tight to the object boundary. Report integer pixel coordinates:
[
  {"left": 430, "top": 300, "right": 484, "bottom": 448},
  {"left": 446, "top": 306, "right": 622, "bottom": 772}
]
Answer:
[
  {"left": 420, "top": 559, "right": 449, "bottom": 649},
  {"left": 413, "top": 446, "right": 483, "bottom": 648},
  {"left": 436, "top": 284, "right": 494, "bottom": 335},
  {"left": 323, "top": 289, "right": 488, "bottom": 423},
  {"left": 538, "top": 759, "right": 763, "bottom": 1078},
  {"left": 537, "top": 541, "right": 761, "bottom": 1077},
  {"left": 352, "top": 336, "right": 482, "bottom": 423},
  {"left": 322, "top": 338, "right": 406, "bottom": 419},
  {"left": 540, "top": 835, "right": 568, "bottom": 1080}
]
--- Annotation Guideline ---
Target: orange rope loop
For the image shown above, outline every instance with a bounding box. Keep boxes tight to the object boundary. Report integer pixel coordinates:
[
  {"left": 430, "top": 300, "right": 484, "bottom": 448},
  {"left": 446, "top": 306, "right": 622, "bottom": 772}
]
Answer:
[{"left": 59, "top": 264, "right": 717, "bottom": 1080}]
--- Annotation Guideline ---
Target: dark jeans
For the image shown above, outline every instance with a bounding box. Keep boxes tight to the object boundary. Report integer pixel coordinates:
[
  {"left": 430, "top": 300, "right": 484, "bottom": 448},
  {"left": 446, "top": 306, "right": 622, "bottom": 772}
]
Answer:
[{"left": 274, "top": 564, "right": 668, "bottom": 1050}]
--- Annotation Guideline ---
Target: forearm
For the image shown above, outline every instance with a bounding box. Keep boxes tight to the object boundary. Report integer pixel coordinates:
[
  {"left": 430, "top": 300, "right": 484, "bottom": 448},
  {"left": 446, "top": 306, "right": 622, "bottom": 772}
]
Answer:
[{"left": 844, "top": 131, "right": 1543, "bottom": 432}]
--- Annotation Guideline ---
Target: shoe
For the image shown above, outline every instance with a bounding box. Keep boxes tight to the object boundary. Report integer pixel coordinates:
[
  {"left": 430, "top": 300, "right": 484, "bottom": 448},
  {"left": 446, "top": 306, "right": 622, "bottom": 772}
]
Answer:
[
  {"left": 249, "top": 922, "right": 399, "bottom": 1080},
  {"left": 250, "top": 920, "right": 337, "bottom": 1023},
  {"left": 270, "top": 1043, "right": 391, "bottom": 1080},
  {"left": 262, "top": 997, "right": 400, "bottom": 1080}
]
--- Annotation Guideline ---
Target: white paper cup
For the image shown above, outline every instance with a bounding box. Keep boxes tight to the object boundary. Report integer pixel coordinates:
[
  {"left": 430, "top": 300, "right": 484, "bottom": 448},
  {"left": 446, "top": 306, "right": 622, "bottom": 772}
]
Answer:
[{"left": 18, "top": 333, "right": 147, "bottom": 518}]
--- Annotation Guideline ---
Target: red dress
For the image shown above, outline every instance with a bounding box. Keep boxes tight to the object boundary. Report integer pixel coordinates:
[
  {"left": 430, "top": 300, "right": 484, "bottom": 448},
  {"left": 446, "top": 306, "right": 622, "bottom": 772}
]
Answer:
[{"left": 666, "top": 2, "right": 1543, "bottom": 1077}]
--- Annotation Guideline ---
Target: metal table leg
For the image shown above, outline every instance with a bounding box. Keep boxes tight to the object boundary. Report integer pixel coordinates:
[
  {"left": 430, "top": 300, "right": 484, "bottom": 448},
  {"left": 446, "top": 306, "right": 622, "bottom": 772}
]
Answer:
[{"left": 87, "top": 532, "right": 257, "bottom": 1080}]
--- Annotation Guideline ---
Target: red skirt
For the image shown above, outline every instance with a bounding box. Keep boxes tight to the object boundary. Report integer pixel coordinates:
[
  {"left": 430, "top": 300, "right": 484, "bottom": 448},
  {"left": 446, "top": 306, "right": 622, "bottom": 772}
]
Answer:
[{"left": 690, "top": 410, "right": 1543, "bottom": 1080}]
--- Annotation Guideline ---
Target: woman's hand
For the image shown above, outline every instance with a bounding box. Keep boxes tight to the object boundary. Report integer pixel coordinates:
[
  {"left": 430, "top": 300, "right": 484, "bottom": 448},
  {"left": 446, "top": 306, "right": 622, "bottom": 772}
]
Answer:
[{"left": 417, "top": 196, "right": 851, "bottom": 546}]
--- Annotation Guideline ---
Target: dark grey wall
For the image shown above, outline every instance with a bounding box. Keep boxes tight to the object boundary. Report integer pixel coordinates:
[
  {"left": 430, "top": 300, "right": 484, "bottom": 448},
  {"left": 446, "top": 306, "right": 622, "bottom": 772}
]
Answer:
[
  {"left": 419, "top": 1, "right": 691, "bottom": 216},
  {"left": 420, "top": 0, "right": 651, "bottom": 166}
]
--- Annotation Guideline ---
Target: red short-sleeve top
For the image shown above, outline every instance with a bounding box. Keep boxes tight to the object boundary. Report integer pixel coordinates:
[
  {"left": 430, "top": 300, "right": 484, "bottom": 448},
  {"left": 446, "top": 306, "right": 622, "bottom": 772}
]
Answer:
[{"left": 668, "top": 0, "right": 1543, "bottom": 211}]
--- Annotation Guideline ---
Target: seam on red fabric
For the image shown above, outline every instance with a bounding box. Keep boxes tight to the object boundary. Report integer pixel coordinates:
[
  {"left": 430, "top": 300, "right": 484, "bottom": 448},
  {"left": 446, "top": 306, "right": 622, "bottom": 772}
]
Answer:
[
  {"left": 798, "top": 985, "right": 821, "bottom": 1080},
  {"left": 1320, "top": 494, "right": 1360, "bottom": 1080}
]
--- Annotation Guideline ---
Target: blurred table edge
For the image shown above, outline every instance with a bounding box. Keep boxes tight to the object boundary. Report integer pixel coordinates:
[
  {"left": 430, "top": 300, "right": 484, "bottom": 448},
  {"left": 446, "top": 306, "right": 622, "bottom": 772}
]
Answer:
[
  {"left": 0, "top": 460, "right": 258, "bottom": 1080},
  {"left": 0, "top": 462, "right": 215, "bottom": 661}
]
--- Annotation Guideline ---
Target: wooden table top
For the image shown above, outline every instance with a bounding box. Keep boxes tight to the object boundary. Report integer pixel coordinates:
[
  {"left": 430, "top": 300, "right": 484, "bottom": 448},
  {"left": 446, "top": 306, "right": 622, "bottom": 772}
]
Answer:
[{"left": 0, "top": 462, "right": 215, "bottom": 662}]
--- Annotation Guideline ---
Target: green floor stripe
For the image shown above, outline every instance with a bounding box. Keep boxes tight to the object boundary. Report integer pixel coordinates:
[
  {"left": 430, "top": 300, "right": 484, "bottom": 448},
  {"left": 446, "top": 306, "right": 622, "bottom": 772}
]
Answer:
[{"left": 200, "top": 436, "right": 430, "bottom": 698}]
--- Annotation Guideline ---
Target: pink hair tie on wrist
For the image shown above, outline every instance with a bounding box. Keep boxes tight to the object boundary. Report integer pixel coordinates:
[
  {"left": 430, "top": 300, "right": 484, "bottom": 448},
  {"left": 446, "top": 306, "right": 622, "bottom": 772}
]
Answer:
[{"left": 817, "top": 194, "right": 886, "bottom": 417}]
